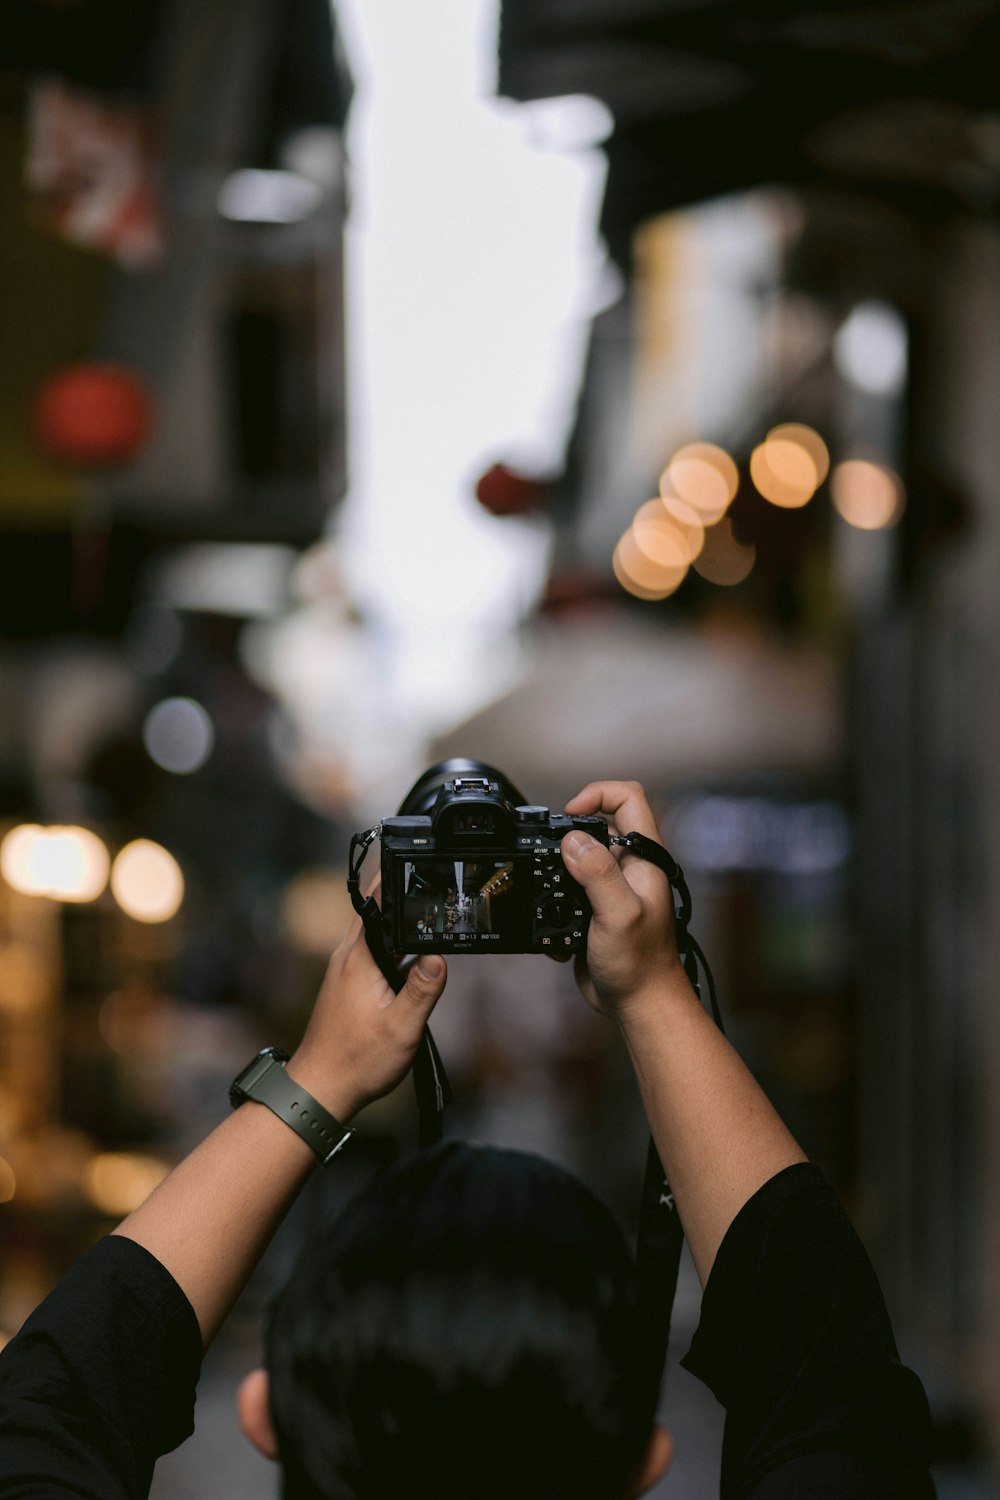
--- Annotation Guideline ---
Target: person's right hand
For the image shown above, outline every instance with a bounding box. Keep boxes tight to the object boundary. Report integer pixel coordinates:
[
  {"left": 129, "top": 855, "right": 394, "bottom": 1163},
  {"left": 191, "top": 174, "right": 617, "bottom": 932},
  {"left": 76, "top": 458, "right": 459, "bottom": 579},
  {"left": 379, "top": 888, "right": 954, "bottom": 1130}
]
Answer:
[
  {"left": 288, "top": 894, "right": 447, "bottom": 1124},
  {"left": 560, "top": 780, "right": 691, "bottom": 1019}
]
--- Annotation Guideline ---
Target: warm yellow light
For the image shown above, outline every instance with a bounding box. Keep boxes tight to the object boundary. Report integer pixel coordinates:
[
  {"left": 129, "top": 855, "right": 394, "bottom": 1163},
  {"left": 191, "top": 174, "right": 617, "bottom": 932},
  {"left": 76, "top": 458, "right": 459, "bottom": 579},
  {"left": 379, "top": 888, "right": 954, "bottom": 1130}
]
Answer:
[
  {"left": 663, "top": 442, "right": 738, "bottom": 522},
  {"left": 767, "top": 424, "right": 830, "bottom": 485},
  {"left": 613, "top": 532, "right": 687, "bottom": 600},
  {"left": 40, "top": 828, "right": 109, "bottom": 902},
  {"left": 831, "top": 460, "right": 904, "bottom": 530},
  {"left": 0, "top": 1157, "right": 16, "bottom": 1203},
  {"left": 111, "top": 840, "right": 184, "bottom": 923},
  {"left": 692, "top": 518, "right": 757, "bottom": 586},
  {"left": 660, "top": 494, "right": 706, "bottom": 561},
  {"left": 762, "top": 439, "right": 817, "bottom": 492},
  {"left": 0, "top": 824, "right": 109, "bottom": 902},
  {"left": 0, "top": 825, "right": 43, "bottom": 894},
  {"left": 632, "top": 498, "right": 703, "bottom": 567},
  {"left": 83, "top": 1152, "right": 170, "bottom": 1216},
  {"left": 750, "top": 440, "right": 817, "bottom": 509}
]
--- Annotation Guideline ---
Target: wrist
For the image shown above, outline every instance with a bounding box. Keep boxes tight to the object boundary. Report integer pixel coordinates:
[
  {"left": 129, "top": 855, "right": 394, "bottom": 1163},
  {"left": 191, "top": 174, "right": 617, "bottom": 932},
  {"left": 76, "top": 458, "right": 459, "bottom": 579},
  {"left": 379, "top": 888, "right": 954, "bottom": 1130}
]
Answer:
[
  {"left": 285, "top": 1049, "right": 363, "bottom": 1125},
  {"left": 611, "top": 962, "right": 699, "bottom": 1029}
]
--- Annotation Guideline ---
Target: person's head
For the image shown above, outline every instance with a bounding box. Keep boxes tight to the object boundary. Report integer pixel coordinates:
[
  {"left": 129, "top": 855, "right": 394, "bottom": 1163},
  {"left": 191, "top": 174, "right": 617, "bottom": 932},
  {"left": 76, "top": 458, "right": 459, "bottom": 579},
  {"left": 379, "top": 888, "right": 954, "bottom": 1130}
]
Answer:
[{"left": 237, "top": 1141, "right": 672, "bottom": 1499}]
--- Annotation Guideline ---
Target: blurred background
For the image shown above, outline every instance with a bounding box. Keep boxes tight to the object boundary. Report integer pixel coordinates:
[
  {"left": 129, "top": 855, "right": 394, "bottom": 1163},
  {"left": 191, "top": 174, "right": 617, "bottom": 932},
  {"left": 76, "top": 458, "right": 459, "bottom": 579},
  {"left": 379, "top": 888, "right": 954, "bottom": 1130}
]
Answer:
[{"left": 1, "top": 0, "right": 999, "bottom": 1494}]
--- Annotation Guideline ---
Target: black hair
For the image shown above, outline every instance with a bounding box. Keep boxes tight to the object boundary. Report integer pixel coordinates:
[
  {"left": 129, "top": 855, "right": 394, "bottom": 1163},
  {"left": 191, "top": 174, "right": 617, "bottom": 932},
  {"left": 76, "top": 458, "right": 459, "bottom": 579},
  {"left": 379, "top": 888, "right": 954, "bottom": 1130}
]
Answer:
[{"left": 266, "top": 1141, "right": 655, "bottom": 1500}]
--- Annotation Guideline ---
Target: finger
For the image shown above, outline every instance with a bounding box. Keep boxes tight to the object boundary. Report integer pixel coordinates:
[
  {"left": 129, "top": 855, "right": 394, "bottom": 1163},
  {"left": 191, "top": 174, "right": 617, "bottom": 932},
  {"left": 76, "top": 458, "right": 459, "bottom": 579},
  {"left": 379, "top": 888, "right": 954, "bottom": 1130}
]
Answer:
[
  {"left": 565, "top": 781, "right": 662, "bottom": 844},
  {"left": 362, "top": 869, "right": 383, "bottom": 902},
  {"left": 561, "top": 829, "right": 641, "bottom": 926},
  {"left": 400, "top": 953, "right": 447, "bottom": 1017}
]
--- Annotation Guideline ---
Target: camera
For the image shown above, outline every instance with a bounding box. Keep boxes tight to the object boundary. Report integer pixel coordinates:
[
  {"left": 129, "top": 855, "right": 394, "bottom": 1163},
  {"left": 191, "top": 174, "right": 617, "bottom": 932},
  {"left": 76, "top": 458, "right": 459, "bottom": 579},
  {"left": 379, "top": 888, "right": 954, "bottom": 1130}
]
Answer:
[{"left": 378, "top": 759, "right": 610, "bottom": 955}]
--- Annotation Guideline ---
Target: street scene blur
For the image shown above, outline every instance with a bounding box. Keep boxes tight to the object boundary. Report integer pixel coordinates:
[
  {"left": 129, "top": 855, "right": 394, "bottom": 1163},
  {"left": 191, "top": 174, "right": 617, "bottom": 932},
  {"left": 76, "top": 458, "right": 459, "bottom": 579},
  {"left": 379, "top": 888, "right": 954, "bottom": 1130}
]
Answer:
[{"left": 1, "top": 1, "right": 1000, "bottom": 1494}]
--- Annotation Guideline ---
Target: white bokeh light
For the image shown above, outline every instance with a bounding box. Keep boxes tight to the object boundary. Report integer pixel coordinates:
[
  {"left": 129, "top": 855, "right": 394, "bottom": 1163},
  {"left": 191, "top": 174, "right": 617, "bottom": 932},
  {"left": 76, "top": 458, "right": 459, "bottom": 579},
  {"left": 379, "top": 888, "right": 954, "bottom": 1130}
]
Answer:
[
  {"left": 111, "top": 840, "right": 185, "bottom": 923},
  {"left": 142, "top": 697, "right": 215, "bottom": 775},
  {"left": 217, "top": 168, "right": 323, "bottom": 224},
  {"left": 1, "top": 824, "right": 109, "bottom": 902},
  {"left": 833, "top": 301, "right": 908, "bottom": 397}
]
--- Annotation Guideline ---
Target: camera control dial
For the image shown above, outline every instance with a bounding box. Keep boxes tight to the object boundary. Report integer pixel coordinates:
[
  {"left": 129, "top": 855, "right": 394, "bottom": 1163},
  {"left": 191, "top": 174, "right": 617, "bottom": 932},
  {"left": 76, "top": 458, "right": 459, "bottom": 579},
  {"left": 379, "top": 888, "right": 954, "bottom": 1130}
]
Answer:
[{"left": 515, "top": 805, "right": 548, "bottom": 823}]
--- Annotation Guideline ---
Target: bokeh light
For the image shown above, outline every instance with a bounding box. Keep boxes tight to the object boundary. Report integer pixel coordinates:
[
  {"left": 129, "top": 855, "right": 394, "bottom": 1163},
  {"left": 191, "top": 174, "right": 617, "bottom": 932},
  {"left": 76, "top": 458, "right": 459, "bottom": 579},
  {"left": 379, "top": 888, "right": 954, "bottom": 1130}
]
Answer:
[
  {"left": 660, "top": 494, "right": 707, "bottom": 560},
  {"left": 0, "top": 1157, "right": 16, "bottom": 1203},
  {"left": 692, "top": 518, "right": 757, "bottom": 586},
  {"left": 632, "top": 498, "right": 703, "bottom": 567},
  {"left": 831, "top": 459, "right": 905, "bottom": 530},
  {"left": 217, "top": 168, "right": 323, "bottom": 224},
  {"left": 750, "top": 436, "right": 819, "bottom": 508},
  {"left": 613, "top": 531, "right": 688, "bottom": 600},
  {"left": 0, "top": 824, "right": 110, "bottom": 902},
  {"left": 663, "top": 442, "right": 738, "bottom": 523},
  {"left": 83, "top": 1152, "right": 170, "bottom": 1217},
  {"left": 833, "top": 301, "right": 907, "bottom": 397},
  {"left": 767, "top": 424, "right": 830, "bottom": 485},
  {"left": 111, "top": 840, "right": 184, "bottom": 923},
  {"left": 142, "top": 697, "right": 215, "bottom": 774}
]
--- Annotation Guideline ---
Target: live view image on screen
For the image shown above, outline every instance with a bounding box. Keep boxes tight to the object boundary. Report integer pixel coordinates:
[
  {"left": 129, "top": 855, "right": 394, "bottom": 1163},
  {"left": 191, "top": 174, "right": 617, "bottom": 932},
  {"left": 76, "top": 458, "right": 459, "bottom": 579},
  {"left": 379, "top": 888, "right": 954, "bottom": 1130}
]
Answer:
[{"left": 402, "top": 858, "right": 515, "bottom": 943}]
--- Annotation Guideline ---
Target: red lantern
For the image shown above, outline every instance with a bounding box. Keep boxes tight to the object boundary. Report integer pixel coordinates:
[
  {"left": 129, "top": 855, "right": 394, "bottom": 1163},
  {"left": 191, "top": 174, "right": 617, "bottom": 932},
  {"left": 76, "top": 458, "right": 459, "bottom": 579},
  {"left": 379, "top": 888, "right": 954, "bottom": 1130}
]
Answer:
[
  {"left": 33, "top": 361, "right": 154, "bottom": 468},
  {"left": 475, "top": 462, "right": 548, "bottom": 517}
]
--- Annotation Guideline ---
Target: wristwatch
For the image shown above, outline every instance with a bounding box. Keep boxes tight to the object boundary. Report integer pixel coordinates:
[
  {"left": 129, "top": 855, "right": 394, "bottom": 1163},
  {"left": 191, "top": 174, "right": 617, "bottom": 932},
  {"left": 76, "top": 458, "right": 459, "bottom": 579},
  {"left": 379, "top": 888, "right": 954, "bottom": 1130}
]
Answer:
[{"left": 229, "top": 1047, "right": 354, "bottom": 1164}]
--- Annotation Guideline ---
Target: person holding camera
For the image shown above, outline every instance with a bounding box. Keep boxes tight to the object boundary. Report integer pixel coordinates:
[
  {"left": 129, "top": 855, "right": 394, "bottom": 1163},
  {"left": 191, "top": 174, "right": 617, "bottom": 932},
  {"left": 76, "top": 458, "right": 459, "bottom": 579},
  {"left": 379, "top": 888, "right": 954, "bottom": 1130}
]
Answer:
[{"left": 0, "top": 780, "right": 934, "bottom": 1498}]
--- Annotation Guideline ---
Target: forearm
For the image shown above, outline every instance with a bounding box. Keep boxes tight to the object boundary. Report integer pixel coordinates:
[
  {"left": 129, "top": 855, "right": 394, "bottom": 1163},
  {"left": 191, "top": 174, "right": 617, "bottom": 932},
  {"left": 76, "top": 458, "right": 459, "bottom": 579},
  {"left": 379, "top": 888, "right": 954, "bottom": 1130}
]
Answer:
[
  {"left": 618, "top": 971, "right": 807, "bottom": 1287},
  {"left": 112, "top": 1097, "right": 320, "bottom": 1346},
  {"left": 110, "top": 1028, "right": 362, "bottom": 1348},
  {"left": 109, "top": 931, "right": 445, "bottom": 1348}
]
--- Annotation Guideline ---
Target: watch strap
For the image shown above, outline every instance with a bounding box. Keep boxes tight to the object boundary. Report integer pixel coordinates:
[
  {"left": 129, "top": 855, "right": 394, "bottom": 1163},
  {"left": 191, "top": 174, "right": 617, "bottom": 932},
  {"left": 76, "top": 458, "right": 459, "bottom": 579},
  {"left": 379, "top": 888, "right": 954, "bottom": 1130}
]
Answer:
[{"left": 231, "top": 1049, "right": 353, "bottom": 1165}]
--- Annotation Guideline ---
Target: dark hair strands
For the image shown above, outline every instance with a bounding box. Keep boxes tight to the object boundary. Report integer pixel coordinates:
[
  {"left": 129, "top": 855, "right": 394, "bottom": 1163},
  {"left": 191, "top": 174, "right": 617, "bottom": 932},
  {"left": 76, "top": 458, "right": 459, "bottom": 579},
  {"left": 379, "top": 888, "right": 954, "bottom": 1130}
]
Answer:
[{"left": 268, "top": 1142, "right": 656, "bottom": 1500}]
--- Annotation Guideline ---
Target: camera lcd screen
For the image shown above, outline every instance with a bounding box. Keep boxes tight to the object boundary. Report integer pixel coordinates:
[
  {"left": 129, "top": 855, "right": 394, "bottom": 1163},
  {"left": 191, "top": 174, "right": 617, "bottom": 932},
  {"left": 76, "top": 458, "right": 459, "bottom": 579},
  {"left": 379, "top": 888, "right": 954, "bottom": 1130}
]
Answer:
[{"left": 400, "top": 857, "right": 519, "bottom": 946}]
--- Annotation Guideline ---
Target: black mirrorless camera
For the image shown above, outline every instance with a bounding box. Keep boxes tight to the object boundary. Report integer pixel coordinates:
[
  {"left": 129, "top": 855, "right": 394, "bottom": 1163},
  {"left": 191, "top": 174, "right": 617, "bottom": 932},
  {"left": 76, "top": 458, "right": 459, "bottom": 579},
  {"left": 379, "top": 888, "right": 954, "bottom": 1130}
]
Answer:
[{"left": 378, "top": 759, "right": 610, "bottom": 955}]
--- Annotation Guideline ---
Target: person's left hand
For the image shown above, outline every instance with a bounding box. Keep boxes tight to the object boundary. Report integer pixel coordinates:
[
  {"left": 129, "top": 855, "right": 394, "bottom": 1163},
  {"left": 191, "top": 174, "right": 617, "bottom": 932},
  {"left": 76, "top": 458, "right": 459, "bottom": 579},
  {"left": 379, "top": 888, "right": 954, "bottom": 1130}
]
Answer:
[{"left": 288, "top": 900, "right": 447, "bottom": 1123}]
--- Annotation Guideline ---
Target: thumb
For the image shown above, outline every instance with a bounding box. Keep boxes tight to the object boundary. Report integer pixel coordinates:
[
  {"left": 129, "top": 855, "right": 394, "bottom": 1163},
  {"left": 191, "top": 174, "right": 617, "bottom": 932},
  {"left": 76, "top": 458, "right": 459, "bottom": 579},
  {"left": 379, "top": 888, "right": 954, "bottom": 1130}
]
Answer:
[
  {"left": 403, "top": 953, "right": 448, "bottom": 1014},
  {"left": 561, "top": 830, "right": 631, "bottom": 921}
]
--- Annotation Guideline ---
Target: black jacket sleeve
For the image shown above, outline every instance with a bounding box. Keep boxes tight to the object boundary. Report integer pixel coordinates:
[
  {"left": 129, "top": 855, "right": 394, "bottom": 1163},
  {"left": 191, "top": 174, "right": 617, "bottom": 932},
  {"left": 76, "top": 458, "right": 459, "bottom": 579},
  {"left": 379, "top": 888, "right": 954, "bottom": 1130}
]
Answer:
[
  {"left": 681, "top": 1162, "right": 936, "bottom": 1498},
  {"left": 0, "top": 1235, "right": 202, "bottom": 1500}
]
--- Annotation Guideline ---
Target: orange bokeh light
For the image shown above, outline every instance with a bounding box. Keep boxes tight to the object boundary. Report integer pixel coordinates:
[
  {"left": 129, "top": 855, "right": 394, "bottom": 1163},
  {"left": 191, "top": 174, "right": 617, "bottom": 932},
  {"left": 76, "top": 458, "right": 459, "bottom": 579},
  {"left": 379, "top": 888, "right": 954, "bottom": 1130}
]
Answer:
[
  {"left": 750, "top": 440, "right": 816, "bottom": 508},
  {"left": 831, "top": 459, "right": 904, "bottom": 530},
  {"left": 632, "top": 498, "right": 704, "bottom": 568},
  {"left": 613, "top": 530, "right": 688, "bottom": 600},
  {"left": 767, "top": 424, "right": 830, "bottom": 485},
  {"left": 662, "top": 442, "right": 738, "bottom": 523}
]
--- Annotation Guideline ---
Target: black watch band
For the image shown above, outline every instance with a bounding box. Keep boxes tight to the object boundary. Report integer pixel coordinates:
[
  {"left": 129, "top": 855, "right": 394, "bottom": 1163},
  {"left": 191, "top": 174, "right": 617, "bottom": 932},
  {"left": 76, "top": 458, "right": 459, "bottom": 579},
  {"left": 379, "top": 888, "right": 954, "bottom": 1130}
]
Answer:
[{"left": 229, "top": 1047, "right": 353, "bottom": 1165}]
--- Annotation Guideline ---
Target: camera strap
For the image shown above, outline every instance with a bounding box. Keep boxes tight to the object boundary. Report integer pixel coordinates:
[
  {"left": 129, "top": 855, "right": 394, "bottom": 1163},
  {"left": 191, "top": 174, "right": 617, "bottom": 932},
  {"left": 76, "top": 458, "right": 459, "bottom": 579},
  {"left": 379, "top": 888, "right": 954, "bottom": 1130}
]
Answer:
[
  {"left": 347, "top": 829, "right": 453, "bottom": 1146},
  {"left": 347, "top": 824, "right": 722, "bottom": 1396}
]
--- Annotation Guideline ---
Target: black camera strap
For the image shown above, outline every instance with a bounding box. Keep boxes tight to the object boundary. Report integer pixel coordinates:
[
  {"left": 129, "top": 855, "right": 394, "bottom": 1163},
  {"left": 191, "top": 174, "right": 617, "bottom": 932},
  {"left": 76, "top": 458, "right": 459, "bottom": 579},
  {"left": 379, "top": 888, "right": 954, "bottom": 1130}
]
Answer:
[
  {"left": 348, "top": 829, "right": 453, "bottom": 1146},
  {"left": 346, "top": 824, "right": 722, "bottom": 1398}
]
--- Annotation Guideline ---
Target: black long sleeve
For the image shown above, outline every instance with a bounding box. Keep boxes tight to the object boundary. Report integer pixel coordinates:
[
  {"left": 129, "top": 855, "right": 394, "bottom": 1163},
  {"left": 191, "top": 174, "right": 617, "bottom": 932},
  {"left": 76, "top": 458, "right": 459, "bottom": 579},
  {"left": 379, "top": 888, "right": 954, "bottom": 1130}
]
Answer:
[
  {"left": 0, "top": 1236, "right": 202, "bottom": 1500},
  {"left": 0, "top": 1166, "right": 936, "bottom": 1499},
  {"left": 682, "top": 1162, "right": 936, "bottom": 1497}
]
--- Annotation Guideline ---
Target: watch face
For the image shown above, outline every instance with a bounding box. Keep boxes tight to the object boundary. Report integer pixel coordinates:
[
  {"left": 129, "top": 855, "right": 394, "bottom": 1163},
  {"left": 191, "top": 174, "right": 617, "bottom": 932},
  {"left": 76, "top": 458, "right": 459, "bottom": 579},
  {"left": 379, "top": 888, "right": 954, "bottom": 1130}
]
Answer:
[{"left": 230, "top": 1048, "right": 289, "bottom": 1107}]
